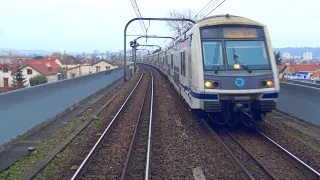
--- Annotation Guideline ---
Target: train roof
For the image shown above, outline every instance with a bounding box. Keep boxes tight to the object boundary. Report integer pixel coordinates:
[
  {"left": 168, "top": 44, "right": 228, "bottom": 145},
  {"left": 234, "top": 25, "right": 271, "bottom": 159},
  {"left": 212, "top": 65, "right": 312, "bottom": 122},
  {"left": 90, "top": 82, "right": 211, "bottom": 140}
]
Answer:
[
  {"left": 195, "top": 14, "right": 265, "bottom": 27},
  {"left": 146, "top": 14, "right": 266, "bottom": 55}
]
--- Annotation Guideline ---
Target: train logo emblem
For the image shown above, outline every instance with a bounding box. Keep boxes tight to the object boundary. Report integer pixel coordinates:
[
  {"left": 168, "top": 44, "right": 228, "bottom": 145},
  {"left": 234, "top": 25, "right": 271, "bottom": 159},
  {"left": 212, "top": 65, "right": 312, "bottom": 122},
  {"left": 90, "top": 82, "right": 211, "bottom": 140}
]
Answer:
[{"left": 235, "top": 78, "right": 245, "bottom": 87}]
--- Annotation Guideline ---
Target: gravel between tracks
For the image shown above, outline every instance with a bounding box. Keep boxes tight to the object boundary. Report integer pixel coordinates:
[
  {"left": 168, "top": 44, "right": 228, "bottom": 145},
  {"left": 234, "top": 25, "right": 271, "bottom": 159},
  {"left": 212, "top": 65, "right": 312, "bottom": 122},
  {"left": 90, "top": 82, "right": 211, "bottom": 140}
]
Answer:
[
  {"left": 230, "top": 129, "right": 318, "bottom": 180},
  {"left": 35, "top": 72, "right": 142, "bottom": 180},
  {"left": 259, "top": 121, "right": 320, "bottom": 172},
  {"left": 83, "top": 69, "right": 149, "bottom": 179},
  {"left": 150, "top": 68, "right": 244, "bottom": 179}
]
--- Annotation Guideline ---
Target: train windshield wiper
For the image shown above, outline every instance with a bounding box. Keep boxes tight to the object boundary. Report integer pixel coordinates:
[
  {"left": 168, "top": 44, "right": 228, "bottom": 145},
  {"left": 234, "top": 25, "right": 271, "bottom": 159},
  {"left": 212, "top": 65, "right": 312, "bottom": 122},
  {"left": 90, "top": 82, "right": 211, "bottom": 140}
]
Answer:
[
  {"left": 233, "top": 47, "right": 252, "bottom": 73},
  {"left": 214, "top": 65, "right": 220, "bottom": 73}
]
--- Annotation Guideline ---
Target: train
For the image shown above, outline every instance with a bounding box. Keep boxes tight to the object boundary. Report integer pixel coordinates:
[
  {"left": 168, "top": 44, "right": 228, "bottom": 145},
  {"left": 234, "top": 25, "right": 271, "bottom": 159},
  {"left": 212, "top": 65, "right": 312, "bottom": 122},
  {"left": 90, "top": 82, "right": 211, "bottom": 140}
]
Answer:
[{"left": 137, "top": 14, "right": 280, "bottom": 126}]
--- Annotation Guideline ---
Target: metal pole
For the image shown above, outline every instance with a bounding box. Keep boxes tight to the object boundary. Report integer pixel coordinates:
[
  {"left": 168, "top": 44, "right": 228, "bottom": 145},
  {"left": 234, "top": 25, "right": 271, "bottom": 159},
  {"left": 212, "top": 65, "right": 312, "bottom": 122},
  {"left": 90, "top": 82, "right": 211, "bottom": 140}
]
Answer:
[
  {"left": 137, "top": 44, "right": 162, "bottom": 49},
  {"left": 124, "top": 17, "right": 196, "bottom": 82},
  {"left": 136, "top": 35, "right": 175, "bottom": 41},
  {"left": 134, "top": 47, "right": 136, "bottom": 73}
]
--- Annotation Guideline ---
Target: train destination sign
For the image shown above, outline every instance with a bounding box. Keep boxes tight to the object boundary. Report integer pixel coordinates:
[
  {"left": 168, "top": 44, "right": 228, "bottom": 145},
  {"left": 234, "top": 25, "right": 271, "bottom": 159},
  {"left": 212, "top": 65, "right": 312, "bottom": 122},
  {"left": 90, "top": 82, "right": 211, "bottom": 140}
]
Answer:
[
  {"left": 201, "top": 26, "right": 264, "bottom": 39},
  {"left": 223, "top": 28, "right": 258, "bottom": 38}
]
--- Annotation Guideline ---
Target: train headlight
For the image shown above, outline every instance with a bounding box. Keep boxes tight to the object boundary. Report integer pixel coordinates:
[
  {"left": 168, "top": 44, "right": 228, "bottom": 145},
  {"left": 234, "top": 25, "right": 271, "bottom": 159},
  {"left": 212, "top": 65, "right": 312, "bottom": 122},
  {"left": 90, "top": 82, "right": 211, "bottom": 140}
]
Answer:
[
  {"left": 234, "top": 64, "right": 240, "bottom": 69},
  {"left": 205, "top": 81, "right": 213, "bottom": 88},
  {"left": 261, "top": 80, "right": 274, "bottom": 87},
  {"left": 267, "top": 80, "right": 273, "bottom": 87}
]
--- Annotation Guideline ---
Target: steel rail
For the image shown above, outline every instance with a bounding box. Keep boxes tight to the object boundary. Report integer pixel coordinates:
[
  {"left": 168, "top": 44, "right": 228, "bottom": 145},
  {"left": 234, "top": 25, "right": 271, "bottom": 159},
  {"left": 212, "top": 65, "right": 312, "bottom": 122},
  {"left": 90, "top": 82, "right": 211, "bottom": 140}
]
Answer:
[
  {"left": 258, "top": 131, "right": 320, "bottom": 177},
  {"left": 145, "top": 66, "right": 154, "bottom": 180},
  {"left": 71, "top": 73, "right": 144, "bottom": 180}
]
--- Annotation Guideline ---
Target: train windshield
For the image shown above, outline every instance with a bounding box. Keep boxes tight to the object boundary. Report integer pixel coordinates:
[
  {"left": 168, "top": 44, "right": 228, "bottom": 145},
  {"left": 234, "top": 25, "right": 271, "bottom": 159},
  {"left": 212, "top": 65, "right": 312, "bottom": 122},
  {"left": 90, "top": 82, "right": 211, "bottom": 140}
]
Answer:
[
  {"left": 225, "top": 41, "right": 271, "bottom": 70},
  {"left": 202, "top": 41, "right": 225, "bottom": 71},
  {"left": 200, "top": 26, "right": 271, "bottom": 71}
]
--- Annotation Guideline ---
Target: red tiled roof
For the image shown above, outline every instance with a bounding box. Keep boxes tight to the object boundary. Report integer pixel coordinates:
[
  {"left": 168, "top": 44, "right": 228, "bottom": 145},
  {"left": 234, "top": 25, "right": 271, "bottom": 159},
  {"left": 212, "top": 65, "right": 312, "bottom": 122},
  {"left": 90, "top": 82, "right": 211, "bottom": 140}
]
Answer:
[
  {"left": 283, "top": 64, "right": 320, "bottom": 73},
  {"left": 11, "top": 60, "right": 62, "bottom": 76},
  {"left": 43, "top": 56, "right": 59, "bottom": 61},
  {"left": 80, "top": 57, "right": 91, "bottom": 63}
]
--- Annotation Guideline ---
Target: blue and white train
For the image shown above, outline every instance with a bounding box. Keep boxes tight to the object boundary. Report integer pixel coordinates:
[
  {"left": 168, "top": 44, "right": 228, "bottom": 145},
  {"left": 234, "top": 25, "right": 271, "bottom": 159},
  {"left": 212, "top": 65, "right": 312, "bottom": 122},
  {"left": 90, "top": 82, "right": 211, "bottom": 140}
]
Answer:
[{"left": 138, "top": 14, "right": 280, "bottom": 126}]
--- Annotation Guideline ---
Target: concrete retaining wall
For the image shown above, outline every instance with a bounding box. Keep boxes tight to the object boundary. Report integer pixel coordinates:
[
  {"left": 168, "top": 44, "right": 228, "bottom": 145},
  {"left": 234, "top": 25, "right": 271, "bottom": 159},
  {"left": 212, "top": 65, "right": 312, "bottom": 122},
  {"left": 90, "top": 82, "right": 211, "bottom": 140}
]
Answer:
[
  {"left": 0, "top": 67, "right": 128, "bottom": 144},
  {"left": 287, "top": 79, "right": 320, "bottom": 89},
  {"left": 278, "top": 82, "right": 320, "bottom": 126}
]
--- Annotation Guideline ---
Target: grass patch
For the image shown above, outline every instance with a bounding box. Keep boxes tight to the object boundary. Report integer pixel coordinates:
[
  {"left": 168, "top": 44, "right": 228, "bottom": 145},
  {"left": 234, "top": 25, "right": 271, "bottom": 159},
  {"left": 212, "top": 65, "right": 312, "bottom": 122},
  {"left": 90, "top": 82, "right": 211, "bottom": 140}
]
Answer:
[
  {"left": 295, "top": 132, "right": 303, "bottom": 139},
  {"left": 23, "top": 134, "right": 32, "bottom": 140},
  {"left": 309, "top": 141, "right": 320, "bottom": 149},
  {"left": 92, "top": 116, "right": 100, "bottom": 121},
  {"left": 81, "top": 115, "right": 91, "bottom": 121},
  {"left": 0, "top": 117, "right": 84, "bottom": 179}
]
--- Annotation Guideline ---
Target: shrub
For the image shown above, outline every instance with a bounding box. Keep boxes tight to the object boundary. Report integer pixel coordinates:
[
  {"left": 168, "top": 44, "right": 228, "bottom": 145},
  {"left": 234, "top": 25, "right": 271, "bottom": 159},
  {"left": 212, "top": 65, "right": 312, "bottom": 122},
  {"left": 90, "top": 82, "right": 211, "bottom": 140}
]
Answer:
[{"left": 29, "top": 75, "right": 48, "bottom": 86}]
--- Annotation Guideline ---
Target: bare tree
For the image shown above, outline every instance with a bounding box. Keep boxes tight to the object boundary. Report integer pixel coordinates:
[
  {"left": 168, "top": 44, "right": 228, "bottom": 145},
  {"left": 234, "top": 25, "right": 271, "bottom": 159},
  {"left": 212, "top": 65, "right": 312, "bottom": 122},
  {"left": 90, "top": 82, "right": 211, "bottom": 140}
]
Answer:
[{"left": 166, "top": 9, "right": 198, "bottom": 37}]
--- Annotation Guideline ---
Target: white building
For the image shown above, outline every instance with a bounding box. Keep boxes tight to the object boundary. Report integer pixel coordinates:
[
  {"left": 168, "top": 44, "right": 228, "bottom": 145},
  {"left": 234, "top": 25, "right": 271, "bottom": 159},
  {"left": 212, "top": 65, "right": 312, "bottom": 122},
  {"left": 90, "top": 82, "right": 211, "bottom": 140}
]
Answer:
[
  {"left": 282, "top": 52, "right": 291, "bottom": 59},
  {"left": 303, "top": 51, "right": 313, "bottom": 60},
  {"left": 0, "top": 64, "right": 13, "bottom": 90}
]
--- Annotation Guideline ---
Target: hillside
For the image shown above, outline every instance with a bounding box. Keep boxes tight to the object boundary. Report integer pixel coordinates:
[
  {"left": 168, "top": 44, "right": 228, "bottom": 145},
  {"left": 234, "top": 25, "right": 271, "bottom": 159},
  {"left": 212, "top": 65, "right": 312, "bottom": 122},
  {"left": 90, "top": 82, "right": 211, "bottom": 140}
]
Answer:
[{"left": 274, "top": 47, "right": 320, "bottom": 57}]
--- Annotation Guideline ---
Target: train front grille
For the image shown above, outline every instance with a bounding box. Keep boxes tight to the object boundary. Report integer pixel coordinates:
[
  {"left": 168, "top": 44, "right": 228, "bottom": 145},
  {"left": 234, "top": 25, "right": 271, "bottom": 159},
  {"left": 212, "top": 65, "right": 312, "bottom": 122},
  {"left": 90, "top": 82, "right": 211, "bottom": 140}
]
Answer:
[{"left": 204, "top": 101, "right": 222, "bottom": 112}]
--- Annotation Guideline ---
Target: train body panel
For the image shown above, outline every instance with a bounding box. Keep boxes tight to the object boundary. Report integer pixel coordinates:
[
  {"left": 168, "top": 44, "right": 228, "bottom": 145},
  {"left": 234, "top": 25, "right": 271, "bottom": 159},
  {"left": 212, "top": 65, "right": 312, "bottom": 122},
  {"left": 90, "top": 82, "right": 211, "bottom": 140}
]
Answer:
[{"left": 138, "top": 14, "right": 279, "bottom": 125}]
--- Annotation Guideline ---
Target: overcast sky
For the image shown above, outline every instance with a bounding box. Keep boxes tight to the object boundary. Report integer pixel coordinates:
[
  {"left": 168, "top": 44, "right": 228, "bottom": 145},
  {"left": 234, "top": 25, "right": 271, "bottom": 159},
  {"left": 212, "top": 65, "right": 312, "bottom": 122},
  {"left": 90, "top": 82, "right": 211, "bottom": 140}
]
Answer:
[{"left": 0, "top": 0, "right": 319, "bottom": 53}]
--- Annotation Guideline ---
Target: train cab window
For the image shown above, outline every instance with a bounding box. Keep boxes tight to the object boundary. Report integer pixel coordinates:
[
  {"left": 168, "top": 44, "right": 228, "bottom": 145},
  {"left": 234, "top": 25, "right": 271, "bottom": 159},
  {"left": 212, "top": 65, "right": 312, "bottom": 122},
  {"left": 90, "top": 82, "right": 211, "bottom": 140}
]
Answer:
[
  {"left": 202, "top": 41, "right": 225, "bottom": 71},
  {"left": 225, "top": 41, "right": 271, "bottom": 70}
]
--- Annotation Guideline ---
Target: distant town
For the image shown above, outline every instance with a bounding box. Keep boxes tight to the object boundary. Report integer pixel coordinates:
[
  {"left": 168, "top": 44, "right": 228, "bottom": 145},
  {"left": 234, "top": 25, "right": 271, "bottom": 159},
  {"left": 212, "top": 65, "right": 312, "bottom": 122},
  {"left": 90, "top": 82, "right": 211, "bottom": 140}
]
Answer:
[
  {"left": 0, "top": 49, "right": 127, "bottom": 93},
  {"left": 275, "top": 47, "right": 320, "bottom": 83}
]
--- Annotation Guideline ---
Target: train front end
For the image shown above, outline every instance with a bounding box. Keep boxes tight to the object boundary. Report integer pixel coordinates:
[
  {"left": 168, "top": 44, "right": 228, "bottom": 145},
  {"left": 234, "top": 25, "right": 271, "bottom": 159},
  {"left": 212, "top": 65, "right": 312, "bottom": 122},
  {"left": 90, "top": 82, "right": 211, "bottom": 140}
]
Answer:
[{"left": 191, "top": 15, "right": 280, "bottom": 126}]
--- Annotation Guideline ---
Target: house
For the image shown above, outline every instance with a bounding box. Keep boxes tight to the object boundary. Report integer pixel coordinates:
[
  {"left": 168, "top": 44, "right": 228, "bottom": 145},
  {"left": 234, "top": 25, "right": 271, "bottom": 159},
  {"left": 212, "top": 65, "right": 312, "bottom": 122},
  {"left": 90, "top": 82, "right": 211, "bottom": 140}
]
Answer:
[
  {"left": 78, "top": 57, "right": 92, "bottom": 65},
  {"left": 278, "top": 64, "right": 320, "bottom": 75},
  {"left": 0, "top": 64, "right": 14, "bottom": 92},
  {"left": 59, "top": 55, "right": 82, "bottom": 70},
  {"left": 65, "top": 60, "right": 118, "bottom": 78},
  {"left": 91, "top": 60, "right": 117, "bottom": 73},
  {"left": 66, "top": 65, "right": 91, "bottom": 78},
  {"left": 12, "top": 58, "right": 62, "bottom": 83},
  {"left": 11, "top": 60, "right": 63, "bottom": 85},
  {"left": 43, "top": 56, "right": 63, "bottom": 67}
]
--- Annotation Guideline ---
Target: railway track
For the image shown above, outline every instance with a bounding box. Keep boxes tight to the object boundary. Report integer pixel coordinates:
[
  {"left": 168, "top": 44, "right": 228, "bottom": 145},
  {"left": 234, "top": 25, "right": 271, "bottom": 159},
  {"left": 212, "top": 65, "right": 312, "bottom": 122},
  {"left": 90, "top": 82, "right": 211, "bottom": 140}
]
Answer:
[
  {"left": 71, "top": 66, "right": 153, "bottom": 180},
  {"left": 121, "top": 66, "right": 154, "bottom": 179},
  {"left": 205, "top": 120, "right": 320, "bottom": 180}
]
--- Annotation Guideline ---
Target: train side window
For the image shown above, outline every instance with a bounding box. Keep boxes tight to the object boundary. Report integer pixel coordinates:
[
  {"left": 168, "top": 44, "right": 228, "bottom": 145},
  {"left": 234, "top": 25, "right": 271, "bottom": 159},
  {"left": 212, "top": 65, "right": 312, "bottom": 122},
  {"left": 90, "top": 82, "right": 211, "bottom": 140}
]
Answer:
[
  {"left": 180, "top": 51, "right": 186, "bottom": 76},
  {"left": 171, "top": 54, "right": 173, "bottom": 69},
  {"left": 188, "top": 52, "right": 192, "bottom": 79}
]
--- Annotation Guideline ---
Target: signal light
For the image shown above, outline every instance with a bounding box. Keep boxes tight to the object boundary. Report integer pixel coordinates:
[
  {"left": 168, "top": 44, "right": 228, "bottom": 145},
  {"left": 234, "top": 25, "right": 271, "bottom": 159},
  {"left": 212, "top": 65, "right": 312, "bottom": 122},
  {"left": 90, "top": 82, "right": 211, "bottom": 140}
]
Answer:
[
  {"left": 205, "top": 81, "right": 213, "bottom": 88},
  {"left": 234, "top": 64, "right": 240, "bottom": 69}
]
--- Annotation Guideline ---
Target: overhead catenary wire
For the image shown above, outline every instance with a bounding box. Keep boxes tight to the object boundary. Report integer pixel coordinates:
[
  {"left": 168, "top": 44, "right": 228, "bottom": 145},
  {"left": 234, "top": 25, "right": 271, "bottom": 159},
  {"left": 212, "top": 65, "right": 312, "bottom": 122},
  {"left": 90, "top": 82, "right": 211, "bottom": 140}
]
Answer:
[
  {"left": 130, "top": 0, "right": 147, "bottom": 35},
  {"left": 203, "top": 0, "right": 227, "bottom": 18},
  {"left": 193, "top": 0, "right": 215, "bottom": 20},
  {"left": 194, "top": 0, "right": 219, "bottom": 20},
  {"left": 198, "top": 0, "right": 220, "bottom": 18}
]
